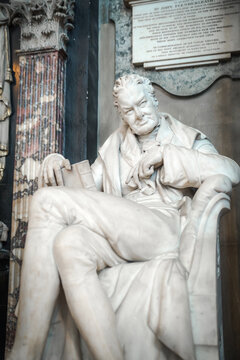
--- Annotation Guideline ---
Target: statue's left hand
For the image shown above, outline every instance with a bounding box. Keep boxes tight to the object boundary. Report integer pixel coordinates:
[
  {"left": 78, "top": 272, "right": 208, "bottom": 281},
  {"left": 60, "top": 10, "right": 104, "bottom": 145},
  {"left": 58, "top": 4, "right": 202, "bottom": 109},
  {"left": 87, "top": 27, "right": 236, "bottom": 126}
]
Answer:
[{"left": 126, "top": 144, "right": 163, "bottom": 189}]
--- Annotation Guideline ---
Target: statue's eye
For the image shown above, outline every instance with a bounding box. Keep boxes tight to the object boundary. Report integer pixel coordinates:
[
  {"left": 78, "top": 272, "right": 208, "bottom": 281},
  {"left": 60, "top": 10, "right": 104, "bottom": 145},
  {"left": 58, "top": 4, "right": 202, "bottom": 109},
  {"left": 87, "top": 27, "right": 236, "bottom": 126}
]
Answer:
[
  {"left": 126, "top": 109, "right": 133, "bottom": 115},
  {"left": 140, "top": 100, "right": 147, "bottom": 107}
]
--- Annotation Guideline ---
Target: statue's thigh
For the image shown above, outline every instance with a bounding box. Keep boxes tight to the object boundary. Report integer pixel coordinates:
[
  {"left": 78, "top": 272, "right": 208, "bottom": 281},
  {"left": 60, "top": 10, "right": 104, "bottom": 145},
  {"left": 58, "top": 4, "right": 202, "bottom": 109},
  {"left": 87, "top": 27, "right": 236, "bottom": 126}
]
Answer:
[
  {"left": 42, "top": 188, "right": 180, "bottom": 261},
  {"left": 70, "top": 190, "right": 181, "bottom": 261},
  {"left": 106, "top": 205, "right": 181, "bottom": 261}
]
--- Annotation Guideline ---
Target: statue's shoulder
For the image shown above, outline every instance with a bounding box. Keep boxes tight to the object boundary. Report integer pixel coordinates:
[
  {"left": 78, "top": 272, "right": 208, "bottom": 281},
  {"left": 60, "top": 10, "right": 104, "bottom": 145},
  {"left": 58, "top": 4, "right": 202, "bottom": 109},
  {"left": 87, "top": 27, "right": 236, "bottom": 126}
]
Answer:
[
  {"left": 98, "top": 125, "right": 127, "bottom": 158},
  {"left": 163, "top": 113, "right": 207, "bottom": 148}
]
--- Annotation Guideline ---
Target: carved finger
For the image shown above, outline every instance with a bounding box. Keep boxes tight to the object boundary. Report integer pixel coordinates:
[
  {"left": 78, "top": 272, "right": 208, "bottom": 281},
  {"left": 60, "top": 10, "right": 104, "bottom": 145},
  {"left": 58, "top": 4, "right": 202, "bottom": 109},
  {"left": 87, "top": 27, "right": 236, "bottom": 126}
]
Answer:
[
  {"left": 144, "top": 165, "right": 154, "bottom": 177},
  {"left": 139, "top": 158, "right": 152, "bottom": 179},
  {"left": 63, "top": 158, "right": 71, "bottom": 170},
  {"left": 138, "top": 162, "right": 145, "bottom": 179},
  {"left": 126, "top": 165, "right": 142, "bottom": 189},
  {"left": 132, "top": 166, "right": 142, "bottom": 189}
]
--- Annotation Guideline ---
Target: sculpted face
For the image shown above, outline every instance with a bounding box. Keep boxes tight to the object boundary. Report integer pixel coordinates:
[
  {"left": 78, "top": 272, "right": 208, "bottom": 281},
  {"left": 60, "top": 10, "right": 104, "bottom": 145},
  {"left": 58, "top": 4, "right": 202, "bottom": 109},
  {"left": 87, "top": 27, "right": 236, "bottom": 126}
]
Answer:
[{"left": 117, "top": 84, "right": 160, "bottom": 136}]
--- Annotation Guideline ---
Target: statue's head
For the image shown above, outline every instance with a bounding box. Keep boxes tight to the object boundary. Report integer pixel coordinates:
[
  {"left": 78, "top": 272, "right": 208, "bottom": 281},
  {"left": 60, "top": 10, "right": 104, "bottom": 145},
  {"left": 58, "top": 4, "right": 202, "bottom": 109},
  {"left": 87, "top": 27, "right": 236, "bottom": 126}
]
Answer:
[{"left": 113, "top": 74, "right": 160, "bottom": 136}]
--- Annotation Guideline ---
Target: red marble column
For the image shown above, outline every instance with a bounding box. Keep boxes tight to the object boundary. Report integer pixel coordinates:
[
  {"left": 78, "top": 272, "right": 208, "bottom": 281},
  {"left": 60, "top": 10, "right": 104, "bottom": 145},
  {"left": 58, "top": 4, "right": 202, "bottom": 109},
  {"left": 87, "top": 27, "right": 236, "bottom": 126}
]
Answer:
[{"left": 6, "top": 50, "right": 66, "bottom": 349}]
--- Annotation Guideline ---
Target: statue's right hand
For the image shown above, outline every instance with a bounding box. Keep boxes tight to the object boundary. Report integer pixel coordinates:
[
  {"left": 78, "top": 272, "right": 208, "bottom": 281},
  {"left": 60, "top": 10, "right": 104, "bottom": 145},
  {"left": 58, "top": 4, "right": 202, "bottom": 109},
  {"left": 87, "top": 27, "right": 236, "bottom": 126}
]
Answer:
[{"left": 42, "top": 154, "right": 71, "bottom": 186}]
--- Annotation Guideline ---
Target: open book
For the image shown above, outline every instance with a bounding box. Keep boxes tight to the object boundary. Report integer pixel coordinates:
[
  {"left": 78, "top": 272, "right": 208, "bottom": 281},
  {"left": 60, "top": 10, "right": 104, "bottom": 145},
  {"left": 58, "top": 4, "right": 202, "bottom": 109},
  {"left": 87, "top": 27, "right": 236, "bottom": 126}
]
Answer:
[{"left": 61, "top": 160, "right": 97, "bottom": 191}]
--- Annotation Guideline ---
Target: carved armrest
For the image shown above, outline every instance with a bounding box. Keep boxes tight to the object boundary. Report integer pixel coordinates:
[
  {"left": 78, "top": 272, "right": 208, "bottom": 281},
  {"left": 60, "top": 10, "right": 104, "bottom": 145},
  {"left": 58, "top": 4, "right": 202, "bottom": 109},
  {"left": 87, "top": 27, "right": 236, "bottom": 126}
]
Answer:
[
  {"left": 179, "top": 174, "right": 232, "bottom": 275},
  {"left": 181, "top": 175, "right": 232, "bottom": 351}
]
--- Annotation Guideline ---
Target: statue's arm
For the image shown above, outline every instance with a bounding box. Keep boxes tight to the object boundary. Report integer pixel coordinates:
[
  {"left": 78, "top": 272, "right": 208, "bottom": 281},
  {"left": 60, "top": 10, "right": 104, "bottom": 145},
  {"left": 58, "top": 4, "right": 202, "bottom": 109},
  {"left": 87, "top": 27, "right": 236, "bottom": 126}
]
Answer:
[{"left": 160, "top": 139, "right": 240, "bottom": 188}]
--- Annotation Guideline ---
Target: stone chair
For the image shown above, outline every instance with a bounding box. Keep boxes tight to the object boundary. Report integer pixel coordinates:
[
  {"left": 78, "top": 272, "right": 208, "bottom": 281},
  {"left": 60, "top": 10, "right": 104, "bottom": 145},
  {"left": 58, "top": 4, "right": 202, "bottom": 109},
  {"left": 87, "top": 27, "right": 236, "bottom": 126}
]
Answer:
[
  {"left": 41, "top": 174, "right": 232, "bottom": 360},
  {"left": 181, "top": 174, "right": 231, "bottom": 360}
]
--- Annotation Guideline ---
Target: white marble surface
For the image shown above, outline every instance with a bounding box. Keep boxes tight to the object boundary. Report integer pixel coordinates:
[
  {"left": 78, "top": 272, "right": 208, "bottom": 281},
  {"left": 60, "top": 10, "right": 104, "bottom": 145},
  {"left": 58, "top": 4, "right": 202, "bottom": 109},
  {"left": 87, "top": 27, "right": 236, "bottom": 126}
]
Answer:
[{"left": 9, "top": 75, "right": 240, "bottom": 360}]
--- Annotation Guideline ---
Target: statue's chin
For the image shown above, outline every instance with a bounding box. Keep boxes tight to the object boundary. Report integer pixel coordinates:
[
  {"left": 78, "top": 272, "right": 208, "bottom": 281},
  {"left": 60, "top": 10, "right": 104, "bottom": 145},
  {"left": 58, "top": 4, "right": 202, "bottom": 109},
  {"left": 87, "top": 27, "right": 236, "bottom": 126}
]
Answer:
[{"left": 132, "top": 123, "right": 157, "bottom": 136}]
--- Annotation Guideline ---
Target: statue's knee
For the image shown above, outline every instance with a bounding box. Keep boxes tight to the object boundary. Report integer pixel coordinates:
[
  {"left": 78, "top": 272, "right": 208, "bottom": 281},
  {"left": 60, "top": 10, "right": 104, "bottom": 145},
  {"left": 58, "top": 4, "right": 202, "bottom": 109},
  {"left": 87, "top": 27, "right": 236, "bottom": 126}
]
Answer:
[
  {"left": 53, "top": 228, "right": 94, "bottom": 267},
  {"left": 31, "top": 187, "right": 54, "bottom": 208},
  {"left": 30, "top": 187, "right": 66, "bottom": 216}
]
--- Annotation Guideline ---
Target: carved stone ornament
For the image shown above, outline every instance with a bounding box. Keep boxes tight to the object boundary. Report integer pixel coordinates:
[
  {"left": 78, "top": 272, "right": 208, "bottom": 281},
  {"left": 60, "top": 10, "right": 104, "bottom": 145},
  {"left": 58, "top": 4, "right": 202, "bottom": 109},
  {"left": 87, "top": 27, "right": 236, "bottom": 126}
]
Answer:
[{"left": 9, "top": 0, "right": 75, "bottom": 52}]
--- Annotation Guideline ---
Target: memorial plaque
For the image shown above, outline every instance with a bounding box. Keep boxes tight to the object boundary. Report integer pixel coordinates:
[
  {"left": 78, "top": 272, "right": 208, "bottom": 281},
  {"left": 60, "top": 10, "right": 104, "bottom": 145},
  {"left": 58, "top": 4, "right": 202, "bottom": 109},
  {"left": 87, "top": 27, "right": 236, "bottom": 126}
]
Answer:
[{"left": 131, "top": 0, "right": 240, "bottom": 69}]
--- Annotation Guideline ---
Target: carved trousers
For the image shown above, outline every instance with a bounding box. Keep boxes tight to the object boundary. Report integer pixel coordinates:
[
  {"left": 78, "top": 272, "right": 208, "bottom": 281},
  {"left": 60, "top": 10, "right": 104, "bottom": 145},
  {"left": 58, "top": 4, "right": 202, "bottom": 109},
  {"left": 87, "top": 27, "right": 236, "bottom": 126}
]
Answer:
[
  {"left": 19, "top": 186, "right": 181, "bottom": 359},
  {"left": 29, "top": 186, "right": 180, "bottom": 265}
]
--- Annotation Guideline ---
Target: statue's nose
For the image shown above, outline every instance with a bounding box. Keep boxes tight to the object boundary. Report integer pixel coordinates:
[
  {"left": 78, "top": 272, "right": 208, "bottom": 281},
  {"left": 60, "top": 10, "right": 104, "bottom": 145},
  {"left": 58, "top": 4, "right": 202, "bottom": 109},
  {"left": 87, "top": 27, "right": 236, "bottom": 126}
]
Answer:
[{"left": 134, "top": 107, "right": 142, "bottom": 120}]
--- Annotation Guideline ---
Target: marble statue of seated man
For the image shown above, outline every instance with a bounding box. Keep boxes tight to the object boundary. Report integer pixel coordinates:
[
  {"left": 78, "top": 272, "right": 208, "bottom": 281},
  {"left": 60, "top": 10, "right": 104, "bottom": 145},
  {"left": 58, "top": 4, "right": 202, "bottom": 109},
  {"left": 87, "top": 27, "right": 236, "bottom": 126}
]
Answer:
[{"left": 9, "top": 74, "right": 240, "bottom": 360}]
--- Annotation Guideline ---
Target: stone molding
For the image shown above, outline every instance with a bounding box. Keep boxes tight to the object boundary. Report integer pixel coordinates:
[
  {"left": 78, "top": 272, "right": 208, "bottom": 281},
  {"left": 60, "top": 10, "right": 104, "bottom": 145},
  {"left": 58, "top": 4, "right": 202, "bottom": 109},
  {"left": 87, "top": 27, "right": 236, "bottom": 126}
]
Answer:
[
  {"left": 3, "top": 0, "right": 75, "bottom": 52},
  {"left": 124, "top": 0, "right": 153, "bottom": 8}
]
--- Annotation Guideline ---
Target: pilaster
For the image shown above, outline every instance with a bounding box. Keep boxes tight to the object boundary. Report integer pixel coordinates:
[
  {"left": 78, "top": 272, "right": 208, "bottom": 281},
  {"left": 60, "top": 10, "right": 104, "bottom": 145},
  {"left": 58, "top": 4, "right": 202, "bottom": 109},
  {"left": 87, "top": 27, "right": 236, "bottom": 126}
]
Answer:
[{"left": 6, "top": 0, "right": 74, "bottom": 349}]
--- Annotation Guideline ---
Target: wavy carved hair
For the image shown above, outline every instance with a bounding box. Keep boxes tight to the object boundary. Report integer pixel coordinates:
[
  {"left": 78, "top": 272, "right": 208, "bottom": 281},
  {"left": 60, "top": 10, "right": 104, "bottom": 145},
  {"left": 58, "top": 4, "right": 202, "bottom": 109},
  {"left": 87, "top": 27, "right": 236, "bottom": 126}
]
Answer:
[{"left": 113, "top": 74, "right": 159, "bottom": 112}]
